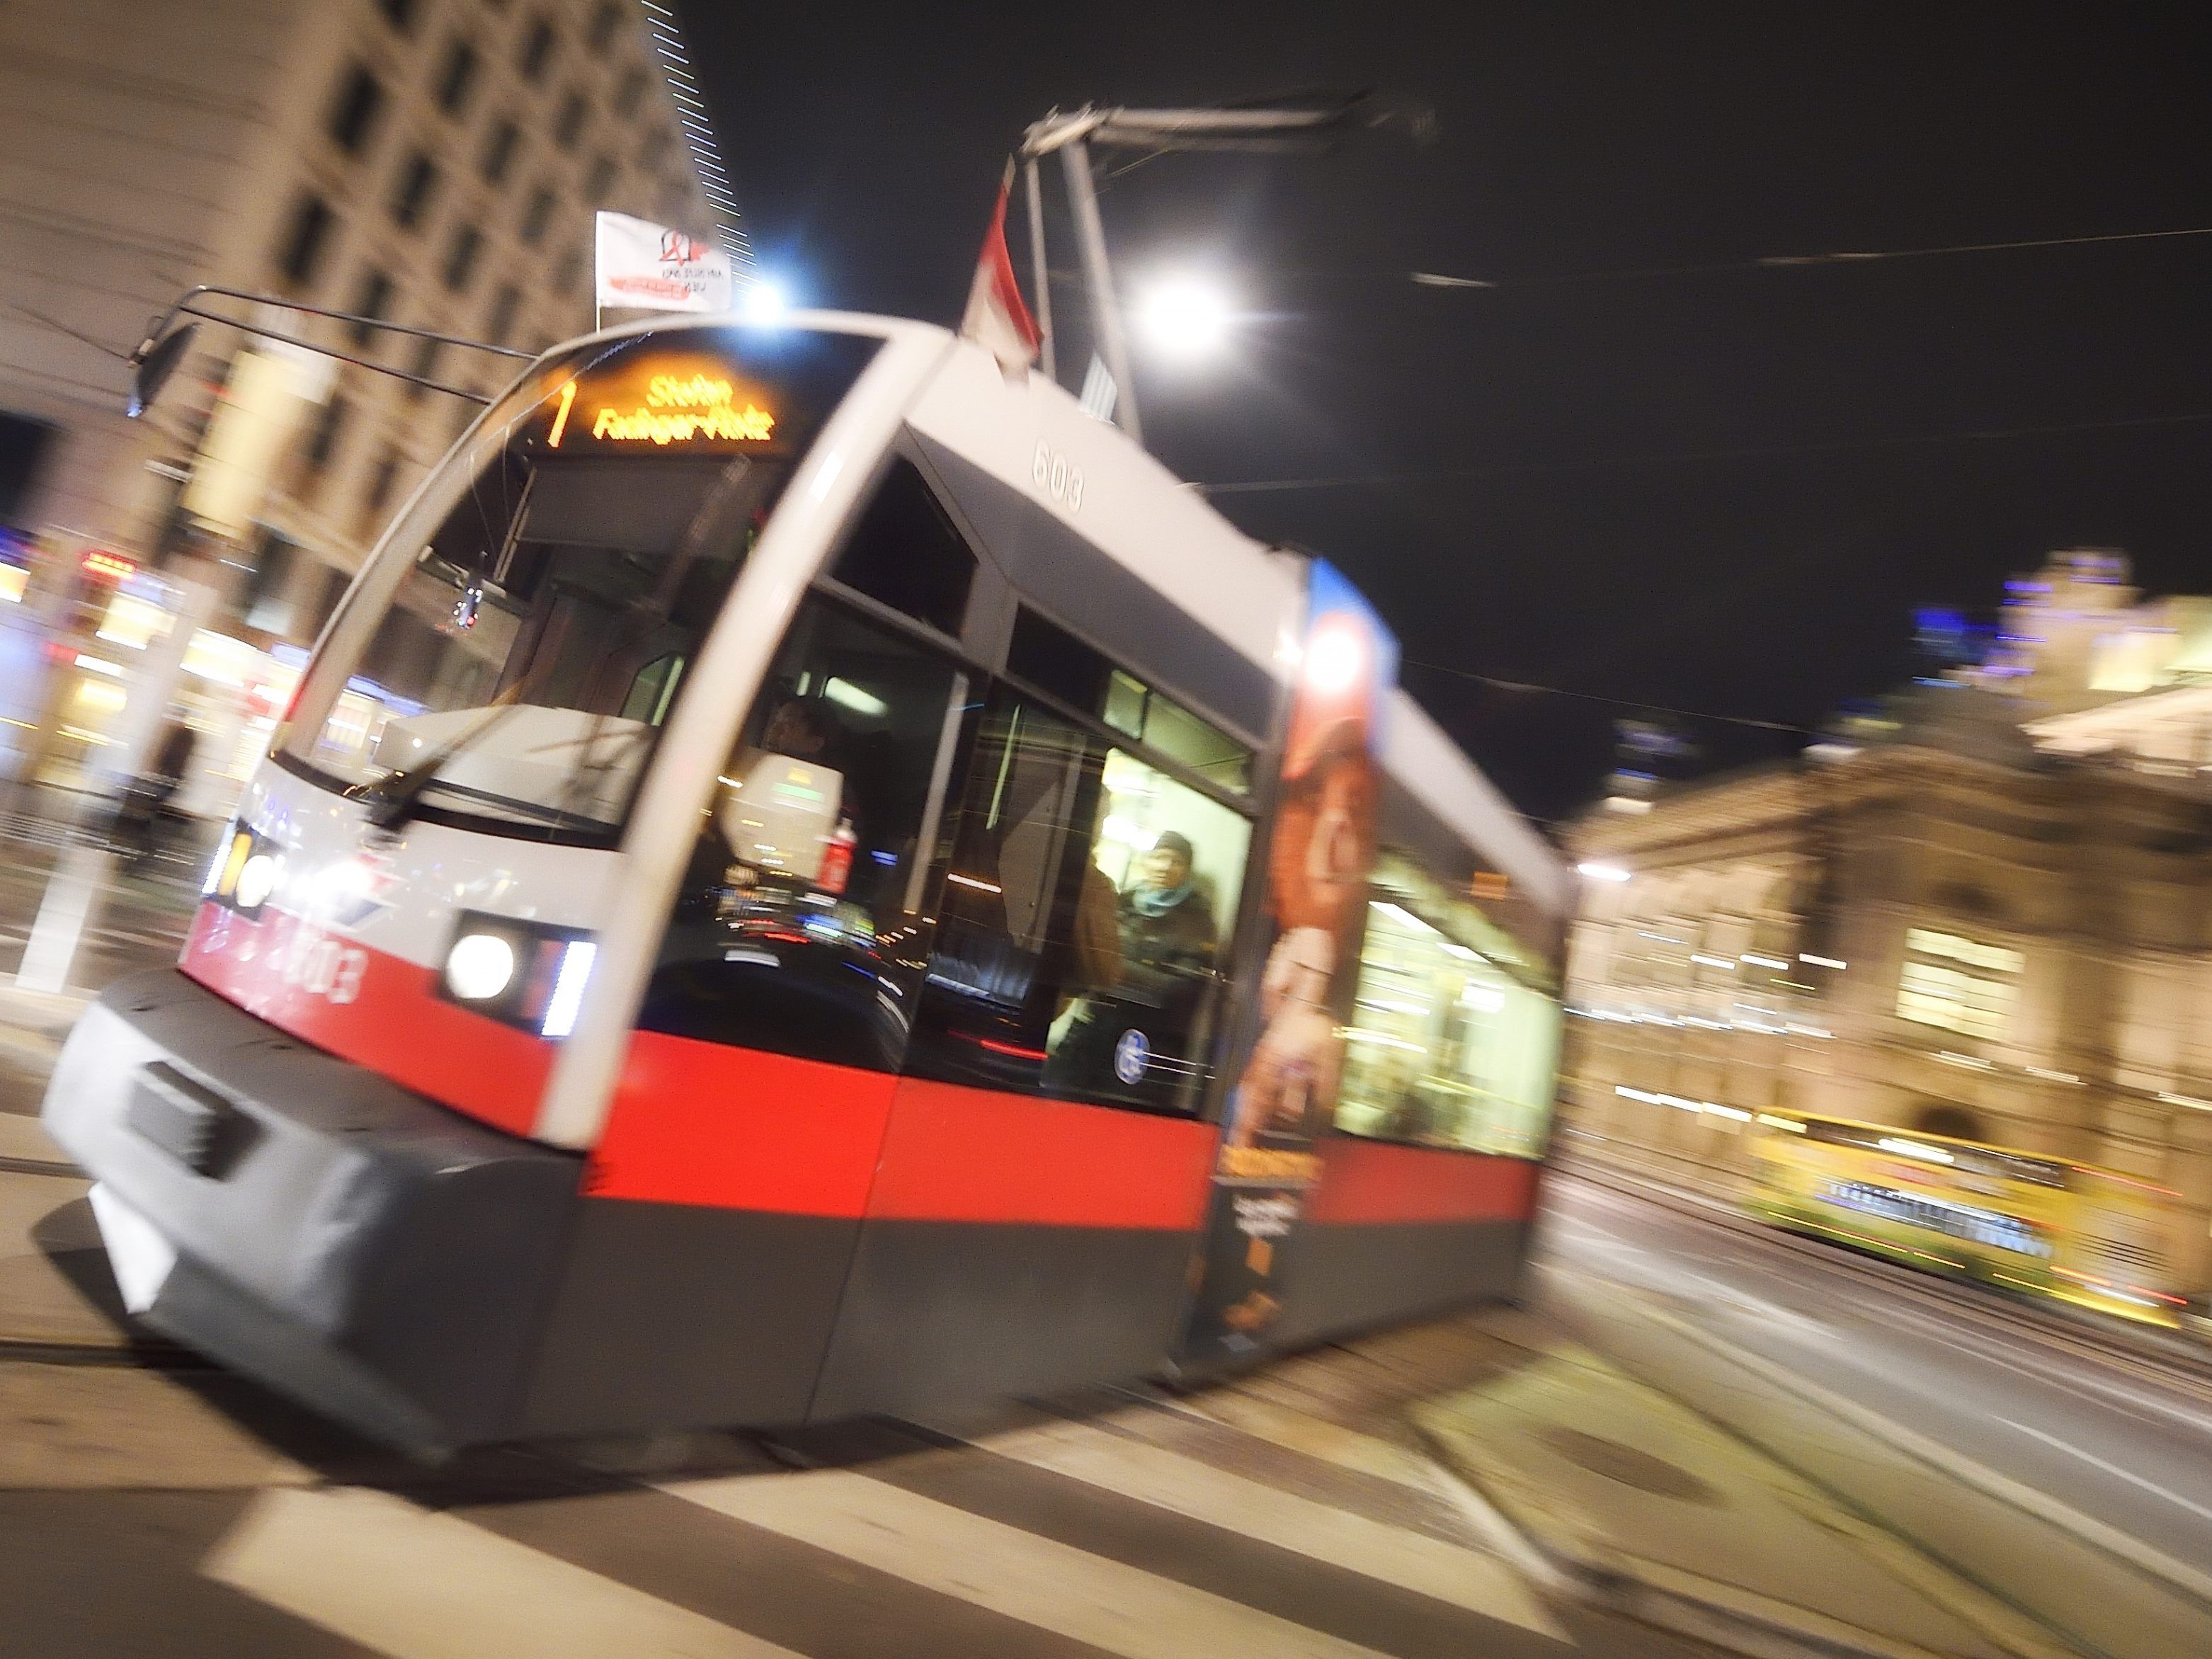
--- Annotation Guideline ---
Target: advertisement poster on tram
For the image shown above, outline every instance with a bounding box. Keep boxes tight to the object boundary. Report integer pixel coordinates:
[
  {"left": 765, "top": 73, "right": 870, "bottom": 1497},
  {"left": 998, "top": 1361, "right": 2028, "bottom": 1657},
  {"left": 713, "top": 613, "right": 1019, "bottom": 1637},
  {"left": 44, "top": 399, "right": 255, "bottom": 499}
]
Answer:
[{"left": 1185, "top": 560, "right": 1396, "bottom": 1359}]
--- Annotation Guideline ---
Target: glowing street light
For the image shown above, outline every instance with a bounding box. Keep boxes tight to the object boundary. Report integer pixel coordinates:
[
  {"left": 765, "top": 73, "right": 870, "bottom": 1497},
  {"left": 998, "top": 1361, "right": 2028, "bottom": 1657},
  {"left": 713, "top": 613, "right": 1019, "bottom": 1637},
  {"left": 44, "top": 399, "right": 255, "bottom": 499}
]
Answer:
[
  {"left": 1134, "top": 274, "right": 1234, "bottom": 360},
  {"left": 739, "top": 277, "right": 790, "bottom": 326}
]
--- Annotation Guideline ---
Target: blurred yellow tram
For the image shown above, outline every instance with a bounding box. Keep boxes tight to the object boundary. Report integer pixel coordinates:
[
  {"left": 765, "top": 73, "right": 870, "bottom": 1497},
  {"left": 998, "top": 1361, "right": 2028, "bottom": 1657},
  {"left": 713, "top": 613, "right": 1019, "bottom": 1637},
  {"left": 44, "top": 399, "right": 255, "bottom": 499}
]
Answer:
[{"left": 1749, "top": 1110, "right": 2188, "bottom": 1327}]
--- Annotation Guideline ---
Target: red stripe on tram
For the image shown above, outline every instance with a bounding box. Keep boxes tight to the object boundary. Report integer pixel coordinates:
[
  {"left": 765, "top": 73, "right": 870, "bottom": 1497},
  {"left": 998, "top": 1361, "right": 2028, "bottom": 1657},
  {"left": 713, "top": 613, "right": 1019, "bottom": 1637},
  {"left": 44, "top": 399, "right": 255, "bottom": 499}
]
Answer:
[
  {"left": 586, "top": 1031, "right": 899, "bottom": 1216},
  {"left": 178, "top": 902, "right": 552, "bottom": 1137},
  {"left": 863, "top": 1078, "right": 1218, "bottom": 1231},
  {"left": 1301, "top": 1136, "right": 1540, "bottom": 1226},
  {"left": 586, "top": 1039, "right": 1217, "bottom": 1229}
]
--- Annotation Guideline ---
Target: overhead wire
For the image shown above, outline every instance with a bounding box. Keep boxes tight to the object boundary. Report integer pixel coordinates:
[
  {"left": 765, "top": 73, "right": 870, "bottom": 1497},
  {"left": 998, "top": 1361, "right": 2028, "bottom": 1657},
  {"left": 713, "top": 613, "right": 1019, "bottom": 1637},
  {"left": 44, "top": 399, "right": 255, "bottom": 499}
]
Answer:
[
  {"left": 1401, "top": 656, "right": 1823, "bottom": 734},
  {"left": 1199, "top": 409, "right": 2212, "bottom": 495}
]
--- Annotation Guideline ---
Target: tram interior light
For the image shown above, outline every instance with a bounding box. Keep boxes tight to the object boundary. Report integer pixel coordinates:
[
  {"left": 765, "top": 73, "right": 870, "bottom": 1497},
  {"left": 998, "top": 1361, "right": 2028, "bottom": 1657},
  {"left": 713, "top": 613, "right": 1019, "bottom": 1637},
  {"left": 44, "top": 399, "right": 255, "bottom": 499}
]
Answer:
[{"left": 1578, "top": 862, "right": 1632, "bottom": 883}]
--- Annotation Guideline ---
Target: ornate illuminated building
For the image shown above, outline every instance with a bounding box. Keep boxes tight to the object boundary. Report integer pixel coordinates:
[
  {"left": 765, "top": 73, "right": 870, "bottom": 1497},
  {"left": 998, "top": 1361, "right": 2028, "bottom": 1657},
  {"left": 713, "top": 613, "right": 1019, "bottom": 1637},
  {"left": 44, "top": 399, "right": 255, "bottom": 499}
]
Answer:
[
  {"left": 0, "top": 0, "right": 739, "bottom": 797},
  {"left": 1560, "top": 550, "right": 2212, "bottom": 1299}
]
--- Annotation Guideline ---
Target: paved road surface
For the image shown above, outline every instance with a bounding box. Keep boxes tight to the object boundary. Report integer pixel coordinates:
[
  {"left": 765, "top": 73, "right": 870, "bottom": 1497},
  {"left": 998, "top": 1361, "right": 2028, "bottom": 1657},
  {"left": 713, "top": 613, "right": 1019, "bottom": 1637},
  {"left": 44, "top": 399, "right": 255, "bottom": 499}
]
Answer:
[
  {"left": 0, "top": 1354, "right": 1732, "bottom": 1658},
  {"left": 1537, "top": 1173, "right": 2212, "bottom": 1573}
]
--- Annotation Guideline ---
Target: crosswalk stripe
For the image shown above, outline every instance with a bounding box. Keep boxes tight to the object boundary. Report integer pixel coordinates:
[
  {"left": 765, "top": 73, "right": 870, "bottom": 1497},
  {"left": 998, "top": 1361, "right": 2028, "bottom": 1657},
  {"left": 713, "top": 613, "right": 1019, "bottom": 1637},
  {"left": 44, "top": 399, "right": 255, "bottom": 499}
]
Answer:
[
  {"left": 667, "top": 1467, "right": 1396, "bottom": 1659},
  {"left": 203, "top": 1486, "right": 804, "bottom": 1659},
  {"left": 1186, "top": 1385, "right": 1448, "bottom": 1491},
  {"left": 974, "top": 1415, "right": 1569, "bottom": 1643}
]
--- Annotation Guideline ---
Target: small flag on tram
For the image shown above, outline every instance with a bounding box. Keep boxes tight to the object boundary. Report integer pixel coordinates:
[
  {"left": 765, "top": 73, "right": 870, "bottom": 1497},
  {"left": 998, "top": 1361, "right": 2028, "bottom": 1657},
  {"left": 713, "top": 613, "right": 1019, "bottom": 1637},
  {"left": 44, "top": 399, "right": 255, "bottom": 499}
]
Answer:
[
  {"left": 595, "top": 211, "right": 733, "bottom": 314},
  {"left": 958, "top": 165, "right": 1042, "bottom": 373}
]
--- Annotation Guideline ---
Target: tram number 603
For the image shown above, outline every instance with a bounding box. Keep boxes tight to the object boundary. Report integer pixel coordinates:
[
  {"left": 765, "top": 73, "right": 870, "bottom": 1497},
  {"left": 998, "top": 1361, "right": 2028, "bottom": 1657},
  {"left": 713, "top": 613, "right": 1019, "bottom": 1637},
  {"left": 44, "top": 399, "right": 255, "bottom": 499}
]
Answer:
[
  {"left": 281, "top": 932, "right": 368, "bottom": 1005},
  {"left": 1032, "top": 440, "right": 1083, "bottom": 512}
]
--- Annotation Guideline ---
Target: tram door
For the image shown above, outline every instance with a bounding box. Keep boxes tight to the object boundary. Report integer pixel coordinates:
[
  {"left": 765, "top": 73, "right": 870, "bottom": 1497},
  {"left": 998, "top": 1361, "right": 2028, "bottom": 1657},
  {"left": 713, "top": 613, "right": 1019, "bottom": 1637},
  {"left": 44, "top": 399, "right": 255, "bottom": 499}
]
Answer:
[{"left": 533, "top": 460, "right": 979, "bottom": 1433}]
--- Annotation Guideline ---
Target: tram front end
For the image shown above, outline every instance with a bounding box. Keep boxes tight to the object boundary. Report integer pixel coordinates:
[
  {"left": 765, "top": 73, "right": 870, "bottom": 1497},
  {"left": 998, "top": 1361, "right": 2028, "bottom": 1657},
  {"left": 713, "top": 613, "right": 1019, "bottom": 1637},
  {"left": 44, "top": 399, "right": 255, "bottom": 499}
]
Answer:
[{"left": 42, "top": 316, "right": 927, "bottom": 1451}]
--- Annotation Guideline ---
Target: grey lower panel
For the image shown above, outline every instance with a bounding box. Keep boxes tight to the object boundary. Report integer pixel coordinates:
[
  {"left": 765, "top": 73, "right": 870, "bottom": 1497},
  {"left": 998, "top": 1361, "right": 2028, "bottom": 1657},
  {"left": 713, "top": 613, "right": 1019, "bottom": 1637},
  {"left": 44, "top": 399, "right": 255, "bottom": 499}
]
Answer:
[
  {"left": 519, "top": 1199, "right": 860, "bottom": 1438},
  {"left": 810, "top": 1220, "right": 1197, "bottom": 1423},
  {"left": 41, "top": 971, "right": 581, "bottom": 1452},
  {"left": 1267, "top": 1219, "right": 1532, "bottom": 1350}
]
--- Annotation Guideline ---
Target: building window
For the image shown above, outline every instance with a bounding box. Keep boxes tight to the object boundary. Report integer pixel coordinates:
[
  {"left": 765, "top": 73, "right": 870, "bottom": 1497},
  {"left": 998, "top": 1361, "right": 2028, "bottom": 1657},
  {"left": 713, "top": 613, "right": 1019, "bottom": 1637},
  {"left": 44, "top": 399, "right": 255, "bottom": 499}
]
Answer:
[
  {"left": 587, "top": 0, "right": 625, "bottom": 51},
  {"left": 389, "top": 152, "right": 440, "bottom": 231},
  {"left": 441, "top": 224, "right": 483, "bottom": 292},
  {"left": 360, "top": 446, "right": 402, "bottom": 525},
  {"left": 554, "top": 89, "right": 589, "bottom": 151},
  {"left": 614, "top": 65, "right": 647, "bottom": 116},
  {"left": 402, "top": 333, "right": 444, "bottom": 401},
  {"left": 433, "top": 38, "right": 479, "bottom": 117},
  {"left": 551, "top": 246, "right": 583, "bottom": 295},
  {"left": 639, "top": 126, "right": 668, "bottom": 169},
  {"left": 519, "top": 184, "right": 557, "bottom": 246},
  {"left": 1333, "top": 856, "right": 1561, "bottom": 1158},
  {"left": 375, "top": 0, "right": 418, "bottom": 35},
  {"left": 1895, "top": 927, "right": 2021, "bottom": 1041},
  {"left": 479, "top": 116, "right": 520, "bottom": 186},
  {"left": 517, "top": 15, "right": 555, "bottom": 82},
  {"left": 484, "top": 283, "right": 522, "bottom": 346},
  {"left": 273, "top": 192, "right": 337, "bottom": 290},
  {"left": 302, "top": 392, "right": 349, "bottom": 474},
  {"left": 346, "top": 269, "right": 394, "bottom": 347},
  {"left": 583, "top": 152, "right": 616, "bottom": 203},
  {"left": 326, "top": 64, "right": 385, "bottom": 156}
]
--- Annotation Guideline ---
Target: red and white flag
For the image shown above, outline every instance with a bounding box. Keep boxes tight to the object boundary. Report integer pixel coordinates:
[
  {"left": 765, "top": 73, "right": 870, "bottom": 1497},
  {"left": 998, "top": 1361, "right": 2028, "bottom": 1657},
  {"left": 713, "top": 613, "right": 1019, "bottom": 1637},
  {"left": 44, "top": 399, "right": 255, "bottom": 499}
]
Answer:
[
  {"left": 595, "top": 211, "right": 731, "bottom": 314},
  {"left": 959, "top": 165, "right": 1042, "bottom": 374}
]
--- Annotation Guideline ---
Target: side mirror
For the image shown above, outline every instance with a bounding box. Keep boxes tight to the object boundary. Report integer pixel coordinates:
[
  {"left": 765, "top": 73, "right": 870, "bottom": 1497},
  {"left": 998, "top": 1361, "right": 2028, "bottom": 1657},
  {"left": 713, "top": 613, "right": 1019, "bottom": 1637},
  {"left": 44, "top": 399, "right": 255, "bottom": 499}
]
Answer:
[{"left": 127, "top": 321, "right": 200, "bottom": 418}]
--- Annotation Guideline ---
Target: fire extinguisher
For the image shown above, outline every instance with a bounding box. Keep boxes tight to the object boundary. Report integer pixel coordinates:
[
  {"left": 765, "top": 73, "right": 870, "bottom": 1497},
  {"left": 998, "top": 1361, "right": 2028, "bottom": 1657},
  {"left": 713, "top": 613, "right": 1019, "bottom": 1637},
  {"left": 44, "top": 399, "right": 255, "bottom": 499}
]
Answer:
[{"left": 818, "top": 817, "right": 856, "bottom": 896}]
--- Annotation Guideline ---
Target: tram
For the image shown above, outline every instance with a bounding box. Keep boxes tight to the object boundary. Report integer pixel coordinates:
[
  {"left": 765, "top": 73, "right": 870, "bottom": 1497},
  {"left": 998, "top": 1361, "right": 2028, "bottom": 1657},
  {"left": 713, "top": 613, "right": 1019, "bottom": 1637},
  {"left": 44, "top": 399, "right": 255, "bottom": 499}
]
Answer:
[
  {"left": 1750, "top": 1110, "right": 2188, "bottom": 1326},
  {"left": 45, "top": 310, "right": 1572, "bottom": 1452}
]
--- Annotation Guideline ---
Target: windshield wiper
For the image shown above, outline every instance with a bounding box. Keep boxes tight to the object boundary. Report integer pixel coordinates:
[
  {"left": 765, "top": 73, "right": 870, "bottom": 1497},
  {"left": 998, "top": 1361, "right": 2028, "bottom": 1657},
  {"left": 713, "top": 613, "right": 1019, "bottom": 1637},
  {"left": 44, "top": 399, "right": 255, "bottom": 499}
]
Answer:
[{"left": 348, "top": 703, "right": 520, "bottom": 830}]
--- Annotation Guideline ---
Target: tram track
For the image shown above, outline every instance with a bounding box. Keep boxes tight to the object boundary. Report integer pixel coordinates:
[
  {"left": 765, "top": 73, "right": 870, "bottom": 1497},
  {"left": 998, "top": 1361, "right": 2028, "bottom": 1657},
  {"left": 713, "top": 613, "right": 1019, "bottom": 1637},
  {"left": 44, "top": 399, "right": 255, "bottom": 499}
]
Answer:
[{"left": 1549, "top": 1160, "right": 2212, "bottom": 1412}]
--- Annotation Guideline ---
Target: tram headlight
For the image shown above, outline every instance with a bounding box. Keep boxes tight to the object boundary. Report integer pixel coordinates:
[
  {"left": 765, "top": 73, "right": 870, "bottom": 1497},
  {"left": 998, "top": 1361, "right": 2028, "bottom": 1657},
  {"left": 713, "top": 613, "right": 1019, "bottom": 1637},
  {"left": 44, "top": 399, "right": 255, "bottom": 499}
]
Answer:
[
  {"left": 444, "top": 933, "right": 517, "bottom": 1002},
  {"left": 207, "top": 827, "right": 282, "bottom": 917},
  {"left": 436, "top": 911, "right": 598, "bottom": 1039}
]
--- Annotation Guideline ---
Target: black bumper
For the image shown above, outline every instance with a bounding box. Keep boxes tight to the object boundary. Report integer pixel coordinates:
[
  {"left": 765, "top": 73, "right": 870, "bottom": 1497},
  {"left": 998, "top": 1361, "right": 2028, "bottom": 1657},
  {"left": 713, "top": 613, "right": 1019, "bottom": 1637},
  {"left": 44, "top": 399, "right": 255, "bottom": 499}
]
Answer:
[{"left": 41, "top": 970, "right": 581, "bottom": 1452}]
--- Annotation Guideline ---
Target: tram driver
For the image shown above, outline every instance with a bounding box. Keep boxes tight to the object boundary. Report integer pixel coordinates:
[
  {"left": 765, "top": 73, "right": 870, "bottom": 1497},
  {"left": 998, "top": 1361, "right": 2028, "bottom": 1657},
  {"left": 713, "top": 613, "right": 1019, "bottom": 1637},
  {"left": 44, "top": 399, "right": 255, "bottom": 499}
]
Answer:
[{"left": 1047, "top": 828, "right": 1220, "bottom": 1095}]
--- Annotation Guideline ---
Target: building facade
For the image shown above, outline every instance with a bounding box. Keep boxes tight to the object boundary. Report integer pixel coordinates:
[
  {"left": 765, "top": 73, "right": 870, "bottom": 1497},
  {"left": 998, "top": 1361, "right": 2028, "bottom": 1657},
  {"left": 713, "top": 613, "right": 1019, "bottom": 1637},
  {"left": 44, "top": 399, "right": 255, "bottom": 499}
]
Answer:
[
  {"left": 1560, "top": 552, "right": 2212, "bottom": 1299},
  {"left": 0, "top": 0, "right": 738, "bottom": 802}
]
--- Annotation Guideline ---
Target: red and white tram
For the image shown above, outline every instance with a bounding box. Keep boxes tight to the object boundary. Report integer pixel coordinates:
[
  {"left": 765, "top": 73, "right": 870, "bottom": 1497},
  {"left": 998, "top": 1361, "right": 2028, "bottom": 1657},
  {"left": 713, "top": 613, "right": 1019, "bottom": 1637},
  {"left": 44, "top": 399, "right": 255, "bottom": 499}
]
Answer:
[{"left": 45, "top": 311, "right": 1571, "bottom": 1452}]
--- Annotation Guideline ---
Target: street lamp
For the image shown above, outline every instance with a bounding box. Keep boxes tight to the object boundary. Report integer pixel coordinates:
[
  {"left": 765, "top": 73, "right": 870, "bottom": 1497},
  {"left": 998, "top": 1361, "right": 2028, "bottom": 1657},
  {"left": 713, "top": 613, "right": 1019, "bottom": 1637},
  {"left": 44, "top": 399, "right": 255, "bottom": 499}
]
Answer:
[
  {"left": 739, "top": 277, "right": 790, "bottom": 326},
  {"left": 1135, "top": 273, "right": 1235, "bottom": 360}
]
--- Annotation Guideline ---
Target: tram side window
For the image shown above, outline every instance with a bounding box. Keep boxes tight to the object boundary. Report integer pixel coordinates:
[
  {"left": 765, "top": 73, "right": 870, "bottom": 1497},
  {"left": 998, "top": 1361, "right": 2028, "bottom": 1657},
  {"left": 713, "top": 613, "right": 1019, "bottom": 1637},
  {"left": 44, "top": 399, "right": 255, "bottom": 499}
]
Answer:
[
  {"left": 908, "top": 687, "right": 1253, "bottom": 1113},
  {"left": 827, "top": 459, "right": 974, "bottom": 638},
  {"left": 634, "top": 595, "right": 965, "bottom": 1070},
  {"left": 1332, "top": 851, "right": 1562, "bottom": 1159}
]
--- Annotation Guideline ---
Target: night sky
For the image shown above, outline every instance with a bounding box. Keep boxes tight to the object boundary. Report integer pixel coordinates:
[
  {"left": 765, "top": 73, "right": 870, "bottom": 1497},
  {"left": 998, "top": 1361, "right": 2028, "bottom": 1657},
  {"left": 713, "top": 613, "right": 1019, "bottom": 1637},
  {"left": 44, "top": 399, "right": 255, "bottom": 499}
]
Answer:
[{"left": 678, "top": 2, "right": 2212, "bottom": 824}]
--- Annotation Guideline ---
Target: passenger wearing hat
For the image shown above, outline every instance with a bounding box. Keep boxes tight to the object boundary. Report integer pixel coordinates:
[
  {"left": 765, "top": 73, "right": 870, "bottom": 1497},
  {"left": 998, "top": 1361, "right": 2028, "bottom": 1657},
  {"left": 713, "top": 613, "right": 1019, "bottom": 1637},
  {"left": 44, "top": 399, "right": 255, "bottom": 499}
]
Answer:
[{"left": 1117, "top": 830, "right": 1217, "bottom": 979}]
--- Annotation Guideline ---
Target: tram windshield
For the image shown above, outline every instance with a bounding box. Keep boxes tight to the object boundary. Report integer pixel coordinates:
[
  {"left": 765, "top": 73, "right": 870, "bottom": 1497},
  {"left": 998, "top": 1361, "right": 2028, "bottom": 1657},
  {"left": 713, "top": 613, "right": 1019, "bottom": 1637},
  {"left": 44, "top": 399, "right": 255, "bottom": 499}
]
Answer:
[{"left": 281, "top": 328, "right": 879, "bottom": 843}]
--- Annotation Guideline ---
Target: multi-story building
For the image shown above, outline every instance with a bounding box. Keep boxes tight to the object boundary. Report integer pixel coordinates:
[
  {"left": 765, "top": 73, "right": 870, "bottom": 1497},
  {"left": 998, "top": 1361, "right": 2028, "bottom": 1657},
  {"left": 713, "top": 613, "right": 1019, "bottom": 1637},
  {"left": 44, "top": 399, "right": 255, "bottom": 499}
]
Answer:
[
  {"left": 0, "top": 0, "right": 742, "bottom": 802},
  {"left": 1559, "top": 550, "right": 2212, "bottom": 1298}
]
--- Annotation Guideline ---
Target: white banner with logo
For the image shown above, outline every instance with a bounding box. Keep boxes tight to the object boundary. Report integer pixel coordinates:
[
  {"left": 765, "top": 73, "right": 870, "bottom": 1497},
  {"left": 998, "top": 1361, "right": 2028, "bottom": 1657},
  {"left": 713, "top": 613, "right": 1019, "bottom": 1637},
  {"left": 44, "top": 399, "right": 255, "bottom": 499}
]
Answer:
[{"left": 594, "top": 211, "right": 732, "bottom": 314}]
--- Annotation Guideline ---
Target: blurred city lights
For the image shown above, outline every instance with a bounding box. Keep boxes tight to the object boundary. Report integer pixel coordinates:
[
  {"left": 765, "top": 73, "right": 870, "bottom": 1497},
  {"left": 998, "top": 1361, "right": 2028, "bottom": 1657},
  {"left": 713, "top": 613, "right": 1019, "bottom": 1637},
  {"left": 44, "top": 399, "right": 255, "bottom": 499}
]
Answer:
[
  {"left": 1135, "top": 274, "right": 1234, "bottom": 359},
  {"left": 1577, "top": 862, "right": 1631, "bottom": 882}
]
